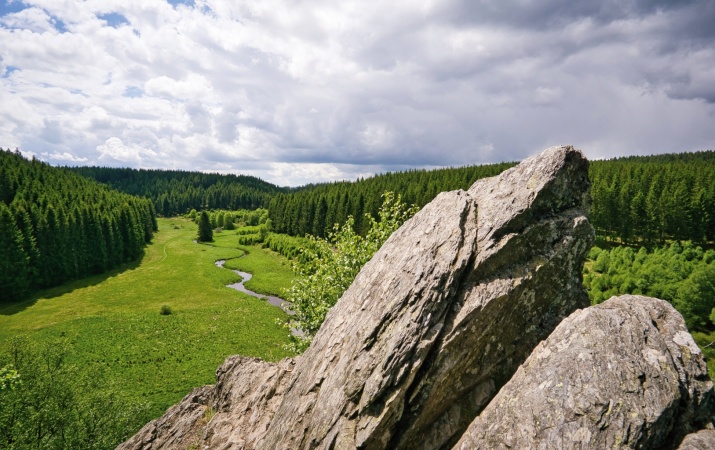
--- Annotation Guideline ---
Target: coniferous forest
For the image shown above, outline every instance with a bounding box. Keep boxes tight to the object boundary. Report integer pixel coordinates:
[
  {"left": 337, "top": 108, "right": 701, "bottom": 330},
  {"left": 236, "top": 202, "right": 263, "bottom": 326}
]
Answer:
[
  {"left": 266, "top": 151, "right": 715, "bottom": 243},
  {"left": 3, "top": 148, "right": 714, "bottom": 307},
  {"left": 65, "top": 151, "right": 715, "bottom": 245},
  {"left": 0, "top": 149, "right": 157, "bottom": 302},
  {"left": 70, "top": 166, "right": 283, "bottom": 216}
]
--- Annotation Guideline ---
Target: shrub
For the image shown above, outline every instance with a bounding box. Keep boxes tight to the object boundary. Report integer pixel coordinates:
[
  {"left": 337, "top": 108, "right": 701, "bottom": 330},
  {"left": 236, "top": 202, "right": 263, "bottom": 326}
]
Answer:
[
  {"left": 282, "top": 192, "right": 418, "bottom": 353},
  {"left": 160, "top": 304, "right": 172, "bottom": 315}
]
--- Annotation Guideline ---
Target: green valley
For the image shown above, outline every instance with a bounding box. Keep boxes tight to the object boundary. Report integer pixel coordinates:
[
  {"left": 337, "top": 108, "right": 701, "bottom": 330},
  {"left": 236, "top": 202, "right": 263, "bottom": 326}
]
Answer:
[{"left": 0, "top": 218, "right": 294, "bottom": 445}]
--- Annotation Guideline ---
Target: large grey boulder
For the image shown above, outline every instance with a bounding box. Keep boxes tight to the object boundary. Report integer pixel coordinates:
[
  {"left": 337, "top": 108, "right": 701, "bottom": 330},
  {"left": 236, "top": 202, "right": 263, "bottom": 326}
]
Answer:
[
  {"left": 260, "top": 145, "right": 593, "bottom": 449},
  {"left": 119, "top": 145, "right": 595, "bottom": 449},
  {"left": 453, "top": 295, "right": 714, "bottom": 450},
  {"left": 678, "top": 429, "right": 715, "bottom": 449}
]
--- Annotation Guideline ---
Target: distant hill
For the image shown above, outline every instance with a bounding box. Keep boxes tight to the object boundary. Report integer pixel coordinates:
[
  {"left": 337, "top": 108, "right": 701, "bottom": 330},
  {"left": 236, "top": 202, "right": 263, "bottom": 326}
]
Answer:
[
  {"left": 0, "top": 149, "right": 157, "bottom": 301},
  {"left": 269, "top": 162, "right": 516, "bottom": 237},
  {"left": 69, "top": 167, "right": 285, "bottom": 216}
]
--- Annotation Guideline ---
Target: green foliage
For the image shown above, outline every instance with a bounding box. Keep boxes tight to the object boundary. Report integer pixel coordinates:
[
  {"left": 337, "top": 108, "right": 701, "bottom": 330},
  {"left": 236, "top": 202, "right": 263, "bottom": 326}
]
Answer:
[
  {"left": 0, "top": 365, "right": 20, "bottom": 391},
  {"left": 676, "top": 265, "right": 715, "bottom": 331},
  {"left": 159, "top": 304, "right": 172, "bottom": 315},
  {"left": 283, "top": 192, "right": 418, "bottom": 352},
  {"left": 268, "top": 162, "right": 515, "bottom": 238},
  {"left": 589, "top": 151, "right": 715, "bottom": 245},
  {"left": 197, "top": 211, "right": 213, "bottom": 242},
  {"left": 0, "top": 203, "right": 30, "bottom": 301},
  {"left": 0, "top": 218, "right": 292, "bottom": 443},
  {"left": 584, "top": 242, "right": 715, "bottom": 331},
  {"left": 0, "top": 149, "right": 156, "bottom": 300},
  {"left": 262, "top": 232, "right": 313, "bottom": 261},
  {"left": 0, "top": 337, "right": 149, "bottom": 449}
]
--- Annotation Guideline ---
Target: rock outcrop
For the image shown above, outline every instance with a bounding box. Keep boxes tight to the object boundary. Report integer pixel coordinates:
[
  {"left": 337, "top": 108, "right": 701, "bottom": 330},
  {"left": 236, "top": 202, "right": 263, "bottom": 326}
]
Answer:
[
  {"left": 453, "top": 295, "right": 714, "bottom": 449},
  {"left": 260, "top": 145, "right": 593, "bottom": 450},
  {"left": 119, "top": 145, "right": 714, "bottom": 450},
  {"left": 117, "top": 385, "right": 212, "bottom": 450},
  {"left": 678, "top": 429, "right": 715, "bottom": 449}
]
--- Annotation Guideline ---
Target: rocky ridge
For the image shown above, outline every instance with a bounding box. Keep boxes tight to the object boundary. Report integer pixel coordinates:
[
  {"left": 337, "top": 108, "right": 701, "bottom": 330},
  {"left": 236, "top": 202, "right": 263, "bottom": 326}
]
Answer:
[{"left": 119, "top": 146, "right": 714, "bottom": 450}]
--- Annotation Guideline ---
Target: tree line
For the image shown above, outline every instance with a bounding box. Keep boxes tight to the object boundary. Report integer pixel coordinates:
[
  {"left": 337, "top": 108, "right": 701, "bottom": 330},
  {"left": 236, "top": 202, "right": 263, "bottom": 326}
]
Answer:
[
  {"left": 0, "top": 149, "right": 157, "bottom": 302},
  {"left": 70, "top": 166, "right": 282, "bottom": 216},
  {"left": 269, "top": 152, "right": 715, "bottom": 243},
  {"left": 64, "top": 150, "right": 715, "bottom": 246},
  {"left": 267, "top": 162, "right": 515, "bottom": 237}
]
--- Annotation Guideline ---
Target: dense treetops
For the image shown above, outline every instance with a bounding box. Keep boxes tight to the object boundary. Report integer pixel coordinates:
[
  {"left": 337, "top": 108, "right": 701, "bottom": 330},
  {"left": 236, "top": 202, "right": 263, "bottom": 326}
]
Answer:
[
  {"left": 269, "top": 151, "right": 715, "bottom": 243},
  {"left": 585, "top": 243, "right": 715, "bottom": 331},
  {"left": 589, "top": 151, "right": 715, "bottom": 246},
  {"left": 70, "top": 166, "right": 283, "bottom": 216},
  {"left": 268, "top": 162, "right": 516, "bottom": 237},
  {"left": 0, "top": 149, "right": 157, "bottom": 301}
]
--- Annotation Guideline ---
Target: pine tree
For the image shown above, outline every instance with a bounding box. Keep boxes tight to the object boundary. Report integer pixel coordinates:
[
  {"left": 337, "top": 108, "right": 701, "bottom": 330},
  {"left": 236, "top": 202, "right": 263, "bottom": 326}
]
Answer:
[
  {"left": 0, "top": 203, "right": 30, "bottom": 301},
  {"left": 197, "top": 211, "right": 213, "bottom": 242}
]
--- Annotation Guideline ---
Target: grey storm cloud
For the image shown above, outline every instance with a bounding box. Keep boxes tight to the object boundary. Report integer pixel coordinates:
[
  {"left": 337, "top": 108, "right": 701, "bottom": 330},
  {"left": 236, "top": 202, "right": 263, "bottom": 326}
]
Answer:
[{"left": 0, "top": 0, "right": 713, "bottom": 186}]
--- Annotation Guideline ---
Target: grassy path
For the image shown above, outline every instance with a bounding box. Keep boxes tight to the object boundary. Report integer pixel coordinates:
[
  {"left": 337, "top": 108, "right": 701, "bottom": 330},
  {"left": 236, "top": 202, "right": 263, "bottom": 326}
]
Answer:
[{"left": 0, "top": 218, "right": 294, "bottom": 423}]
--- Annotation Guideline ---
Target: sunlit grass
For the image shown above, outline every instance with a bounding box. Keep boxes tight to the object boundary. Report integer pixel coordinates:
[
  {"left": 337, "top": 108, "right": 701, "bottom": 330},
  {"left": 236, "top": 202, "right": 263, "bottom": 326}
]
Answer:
[{"left": 0, "top": 217, "right": 294, "bottom": 423}]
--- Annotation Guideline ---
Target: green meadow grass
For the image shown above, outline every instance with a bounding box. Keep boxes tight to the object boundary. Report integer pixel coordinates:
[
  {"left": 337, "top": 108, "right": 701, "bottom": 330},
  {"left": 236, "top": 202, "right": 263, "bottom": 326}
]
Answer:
[
  {"left": 0, "top": 218, "right": 294, "bottom": 422},
  {"left": 211, "top": 231, "right": 295, "bottom": 298}
]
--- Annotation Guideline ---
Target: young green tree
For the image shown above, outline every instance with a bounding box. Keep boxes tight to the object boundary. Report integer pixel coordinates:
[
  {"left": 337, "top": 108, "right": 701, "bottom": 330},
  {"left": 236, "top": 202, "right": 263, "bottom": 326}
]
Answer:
[
  {"left": 283, "top": 192, "right": 418, "bottom": 352},
  {"left": 197, "top": 210, "right": 213, "bottom": 242}
]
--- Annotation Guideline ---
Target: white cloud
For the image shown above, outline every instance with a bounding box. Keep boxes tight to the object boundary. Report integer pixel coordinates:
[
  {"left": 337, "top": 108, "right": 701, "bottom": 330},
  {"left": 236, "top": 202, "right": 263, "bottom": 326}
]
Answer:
[
  {"left": 97, "top": 136, "right": 158, "bottom": 165},
  {"left": 0, "top": 0, "right": 713, "bottom": 186},
  {"left": 42, "top": 151, "right": 88, "bottom": 162}
]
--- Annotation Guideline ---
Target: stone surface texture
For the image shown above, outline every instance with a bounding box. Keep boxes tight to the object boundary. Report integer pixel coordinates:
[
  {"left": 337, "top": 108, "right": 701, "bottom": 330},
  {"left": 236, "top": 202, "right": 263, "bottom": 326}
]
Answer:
[
  {"left": 453, "top": 295, "right": 714, "bottom": 450},
  {"left": 677, "top": 429, "right": 715, "bottom": 449},
  {"left": 260, "top": 145, "right": 593, "bottom": 450}
]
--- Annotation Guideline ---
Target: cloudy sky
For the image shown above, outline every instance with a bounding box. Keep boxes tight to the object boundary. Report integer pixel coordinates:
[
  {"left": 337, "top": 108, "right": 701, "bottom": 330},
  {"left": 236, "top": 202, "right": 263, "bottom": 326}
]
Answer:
[{"left": 1, "top": 0, "right": 714, "bottom": 186}]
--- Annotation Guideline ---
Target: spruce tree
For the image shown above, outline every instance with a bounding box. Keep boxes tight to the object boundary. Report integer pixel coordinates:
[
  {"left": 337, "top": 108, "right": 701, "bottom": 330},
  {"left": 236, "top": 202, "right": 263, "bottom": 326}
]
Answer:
[
  {"left": 0, "top": 203, "right": 30, "bottom": 301},
  {"left": 197, "top": 211, "right": 213, "bottom": 242}
]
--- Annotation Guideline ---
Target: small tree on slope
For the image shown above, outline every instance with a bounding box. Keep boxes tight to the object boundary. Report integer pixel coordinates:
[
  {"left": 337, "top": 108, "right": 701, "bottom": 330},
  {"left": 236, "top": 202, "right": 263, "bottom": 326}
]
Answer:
[{"left": 197, "top": 211, "right": 213, "bottom": 243}]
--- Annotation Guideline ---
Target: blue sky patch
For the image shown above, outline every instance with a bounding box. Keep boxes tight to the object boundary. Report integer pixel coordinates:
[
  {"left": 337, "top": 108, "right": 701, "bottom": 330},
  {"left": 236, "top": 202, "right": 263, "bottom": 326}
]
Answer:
[
  {"left": 2, "top": 66, "right": 19, "bottom": 78},
  {"left": 123, "top": 86, "right": 144, "bottom": 98},
  {"left": 50, "top": 15, "right": 67, "bottom": 33},
  {"left": 0, "top": 1, "right": 27, "bottom": 17},
  {"left": 167, "top": 0, "right": 195, "bottom": 8},
  {"left": 98, "top": 12, "right": 130, "bottom": 28}
]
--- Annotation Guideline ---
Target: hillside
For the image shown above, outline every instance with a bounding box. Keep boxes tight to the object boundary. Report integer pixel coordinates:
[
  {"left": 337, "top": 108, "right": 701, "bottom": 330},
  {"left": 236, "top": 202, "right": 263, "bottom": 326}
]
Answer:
[
  {"left": 0, "top": 149, "right": 157, "bottom": 301},
  {"left": 69, "top": 166, "right": 285, "bottom": 216},
  {"left": 269, "top": 151, "right": 715, "bottom": 242}
]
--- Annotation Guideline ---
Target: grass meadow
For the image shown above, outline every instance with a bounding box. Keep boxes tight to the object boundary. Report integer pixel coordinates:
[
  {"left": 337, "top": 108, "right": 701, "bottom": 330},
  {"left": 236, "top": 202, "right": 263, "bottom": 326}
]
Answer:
[{"left": 0, "top": 218, "right": 295, "bottom": 422}]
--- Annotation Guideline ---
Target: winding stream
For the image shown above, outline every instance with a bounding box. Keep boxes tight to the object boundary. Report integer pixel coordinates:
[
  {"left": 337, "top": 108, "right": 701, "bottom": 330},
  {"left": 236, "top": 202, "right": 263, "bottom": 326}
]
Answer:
[{"left": 215, "top": 259, "right": 293, "bottom": 313}]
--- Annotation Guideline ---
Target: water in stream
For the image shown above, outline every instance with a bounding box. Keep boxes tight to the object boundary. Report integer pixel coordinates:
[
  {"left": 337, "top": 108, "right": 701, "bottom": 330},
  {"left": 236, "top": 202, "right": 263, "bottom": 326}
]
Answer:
[{"left": 215, "top": 260, "right": 292, "bottom": 313}]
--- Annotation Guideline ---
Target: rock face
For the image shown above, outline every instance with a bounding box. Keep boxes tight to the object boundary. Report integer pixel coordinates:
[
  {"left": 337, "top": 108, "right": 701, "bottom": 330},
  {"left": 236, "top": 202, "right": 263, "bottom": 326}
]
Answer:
[
  {"left": 259, "top": 145, "right": 593, "bottom": 450},
  {"left": 453, "top": 295, "right": 714, "bottom": 450},
  {"left": 678, "top": 429, "right": 715, "bottom": 449},
  {"left": 118, "top": 145, "right": 714, "bottom": 450},
  {"left": 117, "top": 356, "right": 295, "bottom": 450}
]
